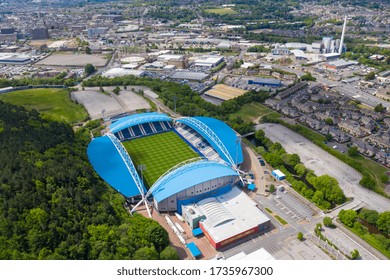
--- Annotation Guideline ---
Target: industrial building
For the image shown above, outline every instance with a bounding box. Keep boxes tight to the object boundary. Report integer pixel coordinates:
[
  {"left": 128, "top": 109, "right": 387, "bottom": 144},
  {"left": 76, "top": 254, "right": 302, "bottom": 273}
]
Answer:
[
  {"left": 170, "top": 71, "right": 209, "bottom": 82},
  {"left": 193, "top": 55, "right": 224, "bottom": 68},
  {"left": 248, "top": 78, "right": 282, "bottom": 87},
  {"left": 272, "top": 47, "right": 291, "bottom": 56},
  {"left": 0, "top": 53, "right": 31, "bottom": 65},
  {"left": 204, "top": 84, "right": 247, "bottom": 101},
  {"left": 28, "top": 27, "right": 50, "bottom": 40},
  {"left": 323, "top": 59, "right": 359, "bottom": 70},
  {"left": 182, "top": 187, "right": 271, "bottom": 249},
  {"left": 102, "top": 68, "right": 145, "bottom": 78},
  {"left": 87, "top": 27, "right": 109, "bottom": 38}
]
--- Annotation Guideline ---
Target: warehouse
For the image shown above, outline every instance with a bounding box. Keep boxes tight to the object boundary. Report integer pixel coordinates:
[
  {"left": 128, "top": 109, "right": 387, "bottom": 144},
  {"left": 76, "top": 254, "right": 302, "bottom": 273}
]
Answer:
[
  {"left": 248, "top": 78, "right": 282, "bottom": 87},
  {"left": 323, "top": 59, "right": 358, "bottom": 71},
  {"left": 204, "top": 84, "right": 247, "bottom": 101},
  {"left": 170, "top": 71, "right": 209, "bottom": 82},
  {"left": 182, "top": 187, "right": 271, "bottom": 249},
  {"left": 193, "top": 55, "right": 224, "bottom": 68}
]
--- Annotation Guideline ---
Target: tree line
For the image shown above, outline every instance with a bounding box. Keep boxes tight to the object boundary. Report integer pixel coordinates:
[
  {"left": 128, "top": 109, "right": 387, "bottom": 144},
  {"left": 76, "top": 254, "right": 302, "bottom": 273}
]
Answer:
[
  {"left": 0, "top": 101, "right": 177, "bottom": 260},
  {"left": 254, "top": 129, "right": 346, "bottom": 209}
]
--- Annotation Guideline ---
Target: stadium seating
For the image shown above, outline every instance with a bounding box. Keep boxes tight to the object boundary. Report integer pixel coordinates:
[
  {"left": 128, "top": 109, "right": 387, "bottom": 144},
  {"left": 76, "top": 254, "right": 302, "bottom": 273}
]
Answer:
[
  {"left": 114, "top": 121, "right": 174, "bottom": 141},
  {"left": 122, "top": 128, "right": 131, "bottom": 139},
  {"left": 132, "top": 125, "right": 142, "bottom": 137},
  {"left": 176, "top": 124, "right": 223, "bottom": 163},
  {"left": 149, "top": 122, "right": 157, "bottom": 133},
  {"left": 142, "top": 123, "right": 153, "bottom": 135},
  {"left": 154, "top": 121, "right": 163, "bottom": 132},
  {"left": 128, "top": 127, "right": 135, "bottom": 137}
]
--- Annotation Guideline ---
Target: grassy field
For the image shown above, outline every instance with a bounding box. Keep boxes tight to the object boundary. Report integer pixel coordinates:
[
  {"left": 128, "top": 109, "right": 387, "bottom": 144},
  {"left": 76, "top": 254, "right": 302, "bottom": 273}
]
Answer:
[
  {"left": 123, "top": 131, "right": 200, "bottom": 188},
  {"left": 0, "top": 88, "right": 88, "bottom": 123},
  {"left": 205, "top": 8, "right": 237, "bottom": 15},
  {"left": 230, "top": 102, "right": 281, "bottom": 122}
]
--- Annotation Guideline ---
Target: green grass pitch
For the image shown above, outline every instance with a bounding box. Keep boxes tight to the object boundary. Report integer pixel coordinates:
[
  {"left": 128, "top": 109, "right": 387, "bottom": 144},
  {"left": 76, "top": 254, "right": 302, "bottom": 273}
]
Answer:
[
  {"left": 0, "top": 88, "right": 88, "bottom": 124},
  {"left": 122, "top": 131, "right": 200, "bottom": 188}
]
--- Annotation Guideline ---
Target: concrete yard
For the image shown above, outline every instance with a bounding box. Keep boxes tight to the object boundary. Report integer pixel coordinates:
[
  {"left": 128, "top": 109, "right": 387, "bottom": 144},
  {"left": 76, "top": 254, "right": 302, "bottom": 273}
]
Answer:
[
  {"left": 36, "top": 53, "right": 108, "bottom": 67},
  {"left": 71, "top": 87, "right": 150, "bottom": 119},
  {"left": 257, "top": 123, "right": 390, "bottom": 213}
]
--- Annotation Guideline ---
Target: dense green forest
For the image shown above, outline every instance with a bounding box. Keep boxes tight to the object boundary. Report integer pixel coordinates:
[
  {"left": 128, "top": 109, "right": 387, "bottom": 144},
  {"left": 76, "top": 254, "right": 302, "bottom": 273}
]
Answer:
[{"left": 0, "top": 101, "right": 176, "bottom": 260}]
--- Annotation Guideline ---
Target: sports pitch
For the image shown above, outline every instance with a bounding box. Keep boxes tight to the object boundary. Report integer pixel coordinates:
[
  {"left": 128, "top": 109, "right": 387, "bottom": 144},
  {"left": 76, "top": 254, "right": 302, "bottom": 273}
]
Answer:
[
  {"left": 0, "top": 88, "right": 88, "bottom": 123},
  {"left": 123, "top": 131, "right": 200, "bottom": 188}
]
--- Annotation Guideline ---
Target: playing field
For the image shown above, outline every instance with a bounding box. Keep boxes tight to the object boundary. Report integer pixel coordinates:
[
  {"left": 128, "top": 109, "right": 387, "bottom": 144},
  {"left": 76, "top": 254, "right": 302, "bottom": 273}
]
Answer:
[
  {"left": 0, "top": 88, "right": 88, "bottom": 123},
  {"left": 123, "top": 131, "right": 200, "bottom": 188},
  {"left": 230, "top": 102, "right": 281, "bottom": 122},
  {"left": 205, "top": 8, "right": 237, "bottom": 15}
]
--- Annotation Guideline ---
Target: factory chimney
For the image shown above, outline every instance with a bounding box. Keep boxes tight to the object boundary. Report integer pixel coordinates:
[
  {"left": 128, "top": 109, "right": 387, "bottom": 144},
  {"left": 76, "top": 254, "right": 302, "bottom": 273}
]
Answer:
[{"left": 338, "top": 16, "right": 347, "bottom": 55}]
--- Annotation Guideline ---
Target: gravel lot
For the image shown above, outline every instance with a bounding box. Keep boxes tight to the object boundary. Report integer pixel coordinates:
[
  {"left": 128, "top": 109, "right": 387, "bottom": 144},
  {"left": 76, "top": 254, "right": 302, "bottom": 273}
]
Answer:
[
  {"left": 257, "top": 123, "right": 390, "bottom": 212},
  {"left": 72, "top": 87, "right": 150, "bottom": 119},
  {"left": 36, "top": 53, "right": 108, "bottom": 67},
  {"left": 72, "top": 90, "right": 123, "bottom": 119}
]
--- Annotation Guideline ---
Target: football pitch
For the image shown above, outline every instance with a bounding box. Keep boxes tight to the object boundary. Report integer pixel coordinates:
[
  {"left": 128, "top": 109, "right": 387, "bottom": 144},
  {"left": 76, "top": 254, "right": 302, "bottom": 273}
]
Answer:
[{"left": 122, "top": 131, "right": 200, "bottom": 188}]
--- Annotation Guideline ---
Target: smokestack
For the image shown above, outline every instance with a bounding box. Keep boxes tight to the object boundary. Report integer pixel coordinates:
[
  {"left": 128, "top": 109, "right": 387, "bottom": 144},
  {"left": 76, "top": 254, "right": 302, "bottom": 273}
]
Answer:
[{"left": 338, "top": 16, "right": 347, "bottom": 55}]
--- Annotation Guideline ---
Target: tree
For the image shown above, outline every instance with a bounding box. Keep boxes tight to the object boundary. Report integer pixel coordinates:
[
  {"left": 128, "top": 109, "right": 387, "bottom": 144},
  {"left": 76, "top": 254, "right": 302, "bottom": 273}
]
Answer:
[
  {"left": 376, "top": 211, "right": 390, "bottom": 235},
  {"left": 359, "top": 209, "right": 379, "bottom": 226},
  {"left": 269, "top": 184, "right": 275, "bottom": 193},
  {"left": 134, "top": 246, "right": 159, "bottom": 260},
  {"left": 325, "top": 133, "right": 333, "bottom": 142},
  {"left": 281, "top": 153, "right": 300, "bottom": 167},
  {"left": 84, "top": 64, "right": 96, "bottom": 76},
  {"left": 255, "top": 129, "right": 265, "bottom": 141},
  {"left": 145, "top": 223, "right": 170, "bottom": 253},
  {"left": 360, "top": 175, "right": 375, "bottom": 190},
  {"left": 113, "top": 86, "right": 121, "bottom": 95},
  {"left": 294, "top": 163, "right": 306, "bottom": 177},
  {"left": 323, "top": 217, "right": 333, "bottom": 227},
  {"left": 297, "top": 232, "right": 303, "bottom": 241},
  {"left": 300, "top": 72, "right": 316, "bottom": 81},
  {"left": 348, "top": 146, "right": 359, "bottom": 157},
  {"left": 365, "top": 71, "right": 376, "bottom": 81},
  {"left": 374, "top": 103, "right": 386, "bottom": 113},
  {"left": 338, "top": 209, "right": 357, "bottom": 227},
  {"left": 325, "top": 118, "right": 334, "bottom": 125},
  {"left": 85, "top": 46, "right": 92, "bottom": 54},
  {"left": 350, "top": 249, "right": 360, "bottom": 260},
  {"left": 380, "top": 174, "right": 389, "bottom": 184},
  {"left": 160, "top": 246, "right": 179, "bottom": 260}
]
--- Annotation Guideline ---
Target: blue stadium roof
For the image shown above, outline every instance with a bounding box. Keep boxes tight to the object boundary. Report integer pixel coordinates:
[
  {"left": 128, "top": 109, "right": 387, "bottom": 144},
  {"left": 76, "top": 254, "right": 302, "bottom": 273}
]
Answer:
[
  {"left": 151, "top": 161, "right": 238, "bottom": 203},
  {"left": 109, "top": 112, "right": 172, "bottom": 133},
  {"left": 87, "top": 136, "right": 145, "bottom": 197},
  {"left": 177, "top": 117, "right": 243, "bottom": 165}
]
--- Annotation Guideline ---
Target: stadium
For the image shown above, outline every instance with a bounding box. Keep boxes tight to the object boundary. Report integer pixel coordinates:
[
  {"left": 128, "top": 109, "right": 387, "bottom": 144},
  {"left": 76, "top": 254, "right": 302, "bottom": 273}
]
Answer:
[{"left": 87, "top": 112, "right": 270, "bottom": 249}]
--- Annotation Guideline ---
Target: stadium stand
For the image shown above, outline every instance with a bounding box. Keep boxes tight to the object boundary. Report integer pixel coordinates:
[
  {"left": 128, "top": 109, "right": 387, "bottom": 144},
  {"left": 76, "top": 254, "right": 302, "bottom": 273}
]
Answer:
[
  {"left": 175, "top": 124, "right": 223, "bottom": 163},
  {"left": 142, "top": 123, "right": 153, "bottom": 135},
  {"left": 132, "top": 125, "right": 142, "bottom": 137}
]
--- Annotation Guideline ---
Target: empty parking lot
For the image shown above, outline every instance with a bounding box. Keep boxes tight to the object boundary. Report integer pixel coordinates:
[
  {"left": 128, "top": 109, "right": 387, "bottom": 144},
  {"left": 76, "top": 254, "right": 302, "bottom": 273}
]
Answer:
[
  {"left": 72, "top": 87, "right": 150, "bottom": 119},
  {"left": 257, "top": 123, "right": 390, "bottom": 212}
]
